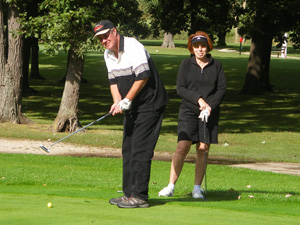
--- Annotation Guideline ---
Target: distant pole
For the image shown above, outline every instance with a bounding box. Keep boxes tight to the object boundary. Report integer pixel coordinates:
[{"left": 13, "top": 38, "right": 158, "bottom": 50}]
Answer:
[{"left": 239, "top": 37, "right": 243, "bottom": 55}]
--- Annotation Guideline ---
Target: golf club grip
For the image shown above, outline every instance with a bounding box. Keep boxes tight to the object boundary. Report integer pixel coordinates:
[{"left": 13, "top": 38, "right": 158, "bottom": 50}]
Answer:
[{"left": 50, "top": 112, "right": 112, "bottom": 147}]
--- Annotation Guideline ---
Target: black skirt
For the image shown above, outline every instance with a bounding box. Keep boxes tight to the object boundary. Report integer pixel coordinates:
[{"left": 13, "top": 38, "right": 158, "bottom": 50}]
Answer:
[{"left": 177, "top": 103, "right": 220, "bottom": 144}]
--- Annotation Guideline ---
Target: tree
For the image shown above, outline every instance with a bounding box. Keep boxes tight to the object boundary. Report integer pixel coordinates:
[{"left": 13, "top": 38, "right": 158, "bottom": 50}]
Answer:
[
  {"left": 213, "top": 0, "right": 238, "bottom": 46},
  {"left": 0, "top": 0, "right": 5, "bottom": 85},
  {"left": 25, "top": 0, "right": 147, "bottom": 132},
  {"left": 147, "top": 0, "right": 237, "bottom": 47},
  {"left": 289, "top": 24, "right": 300, "bottom": 49},
  {"left": 114, "top": 0, "right": 150, "bottom": 39},
  {"left": 25, "top": 0, "right": 44, "bottom": 80},
  {"left": 189, "top": 0, "right": 237, "bottom": 44},
  {"left": 238, "top": 0, "right": 300, "bottom": 95},
  {"left": 27, "top": 0, "right": 104, "bottom": 132},
  {"left": 148, "top": 0, "right": 188, "bottom": 48},
  {"left": 54, "top": 48, "right": 84, "bottom": 132},
  {"left": 19, "top": 0, "right": 44, "bottom": 95},
  {"left": 0, "top": 0, "right": 30, "bottom": 123}
]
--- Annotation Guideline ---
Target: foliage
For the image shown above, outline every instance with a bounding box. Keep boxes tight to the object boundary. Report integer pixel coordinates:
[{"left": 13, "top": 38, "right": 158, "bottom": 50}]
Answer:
[
  {"left": 146, "top": 0, "right": 238, "bottom": 40},
  {"left": 111, "top": 0, "right": 150, "bottom": 38},
  {"left": 147, "top": 0, "right": 188, "bottom": 36},
  {"left": 189, "top": 0, "right": 238, "bottom": 36},
  {"left": 21, "top": 0, "right": 149, "bottom": 57},
  {"left": 238, "top": 0, "right": 300, "bottom": 47},
  {"left": 289, "top": 23, "right": 300, "bottom": 49},
  {"left": 21, "top": 0, "right": 101, "bottom": 57}
]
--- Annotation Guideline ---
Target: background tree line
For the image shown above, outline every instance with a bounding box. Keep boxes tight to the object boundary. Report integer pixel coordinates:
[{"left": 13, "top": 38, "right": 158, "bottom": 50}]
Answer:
[{"left": 0, "top": 0, "right": 299, "bottom": 132}]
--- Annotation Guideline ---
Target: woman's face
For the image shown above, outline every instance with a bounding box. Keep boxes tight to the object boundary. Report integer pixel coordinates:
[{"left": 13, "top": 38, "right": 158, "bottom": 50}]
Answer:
[{"left": 193, "top": 42, "right": 208, "bottom": 60}]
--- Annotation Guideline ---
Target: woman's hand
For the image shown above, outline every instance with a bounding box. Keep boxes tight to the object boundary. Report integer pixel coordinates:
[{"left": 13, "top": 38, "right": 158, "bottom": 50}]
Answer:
[{"left": 198, "top": 98, "right": 211, "bottom": 112}]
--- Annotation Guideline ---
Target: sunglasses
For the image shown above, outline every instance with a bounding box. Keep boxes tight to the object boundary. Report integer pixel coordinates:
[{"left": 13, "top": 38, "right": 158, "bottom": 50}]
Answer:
[
  {"left": 193, "top": 42, "right": 208, "bottom": 49},
  {"left": 98, "top": 29, "right": 112, "bottom": 42}
]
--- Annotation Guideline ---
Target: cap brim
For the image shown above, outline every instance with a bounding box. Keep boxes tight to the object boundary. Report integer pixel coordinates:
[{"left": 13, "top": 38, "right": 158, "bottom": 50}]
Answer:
[
  {"left": 192, "top": 39, "right": 208, "bottom": 44},
  {"left": 93, "top": 29, "right": 110, "bottom": 39}
]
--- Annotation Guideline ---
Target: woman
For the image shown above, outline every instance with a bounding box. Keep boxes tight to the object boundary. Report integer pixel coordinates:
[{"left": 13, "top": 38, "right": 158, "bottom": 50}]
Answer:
[{"left": 158, "top": 31, "right": 226, "bottom": 199}]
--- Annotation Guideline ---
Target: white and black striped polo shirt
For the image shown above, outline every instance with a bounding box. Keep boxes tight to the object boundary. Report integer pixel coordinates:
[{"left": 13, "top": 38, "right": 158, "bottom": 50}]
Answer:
[{"left": 104, "top": 36, "right": 168, "bottom": 112}]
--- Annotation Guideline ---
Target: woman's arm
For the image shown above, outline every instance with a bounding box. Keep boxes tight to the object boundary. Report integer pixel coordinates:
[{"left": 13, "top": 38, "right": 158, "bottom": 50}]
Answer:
[{"left": 177, "top": 60, "right": 202, "bottom": 106}]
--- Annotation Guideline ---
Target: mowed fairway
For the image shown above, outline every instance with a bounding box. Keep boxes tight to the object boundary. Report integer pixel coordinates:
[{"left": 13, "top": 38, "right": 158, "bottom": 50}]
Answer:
[
  {"left": 1, "top": 154, "right": 300, "bottom": 225},
  {"left": 1, "top": 41, "right": 300, "bottom": 224}
]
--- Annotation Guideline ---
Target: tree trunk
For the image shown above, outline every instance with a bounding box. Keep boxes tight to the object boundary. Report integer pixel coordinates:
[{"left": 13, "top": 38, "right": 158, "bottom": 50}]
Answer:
[
  {"left": 22, "top": 37, "right": 31, "bottom": 92},
  {"left": 189, "top": 0, "right": 198, "bottom": 34},
  {"left": 217, "top": 32, "right": 226, "bottom": 47},
  {"left": 22, "top": 37, "right": 38, "bottom": 95},
  {"left": 0, "top": 0, "right": 5, "bottom": 85},
  {"left": 161, "top": 32, "right": 175, "bottom": 48},
  {"left": 52, "top": 47, "right": 84, "bottom": 132},
  {"left": 30, "top": 37, "right": 44, "bottom": 79},
  {"left": 60, "top": 50, "right": 87, "bottom": 84},
  {"left": 25, "top": 0, "right": 43, "bottom": 80},
  {"left": 235, "top": 27, "right": 239, "bottom": 43},
  {"left": 260, "top": 35, "right": 273, "bottom": 92},
  {"left": 240, "top": 14, "right": 274, "bottom": 95},
  {"left": 0, "top": 3, "right": 29, "bottom": 124}
]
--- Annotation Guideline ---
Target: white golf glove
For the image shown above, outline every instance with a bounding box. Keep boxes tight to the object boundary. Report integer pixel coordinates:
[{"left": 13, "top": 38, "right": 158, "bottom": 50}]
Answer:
[
  {"left": 118, "top": 98, "right": 132, "bottom": 111},
  {"left": 199, "top": 109, "right": 209, "bottom": 122}
]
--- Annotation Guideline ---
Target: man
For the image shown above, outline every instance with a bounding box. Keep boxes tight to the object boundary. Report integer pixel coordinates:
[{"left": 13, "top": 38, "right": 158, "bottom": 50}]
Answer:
[{"left": 93, "top": 20, "right": 168, "bottom": 208}]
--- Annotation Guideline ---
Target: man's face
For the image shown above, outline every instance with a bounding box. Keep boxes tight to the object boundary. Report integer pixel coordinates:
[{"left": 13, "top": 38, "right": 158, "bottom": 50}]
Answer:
[{"left": 97, "top": 28, "right": 117, "bottom": 50}]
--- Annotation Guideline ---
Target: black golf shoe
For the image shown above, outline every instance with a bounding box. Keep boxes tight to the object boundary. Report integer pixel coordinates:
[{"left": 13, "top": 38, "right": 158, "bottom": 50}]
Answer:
[{"left": 117, "top": 196, "right": 149, "bottom": 208}]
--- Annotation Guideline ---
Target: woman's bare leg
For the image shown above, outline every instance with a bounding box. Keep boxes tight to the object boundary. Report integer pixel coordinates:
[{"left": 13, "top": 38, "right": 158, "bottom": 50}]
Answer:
[
  {"left": 169, "top": 140, "right": 192, "bottom": 184},
  {"left": 194, "top": 142, "right": 210, "bottom": 185}
]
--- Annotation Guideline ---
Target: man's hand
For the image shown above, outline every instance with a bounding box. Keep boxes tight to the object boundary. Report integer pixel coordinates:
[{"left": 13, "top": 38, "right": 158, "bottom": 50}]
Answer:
[
  {"left": 118, "top": 98, "right": 132, "bottom": 111},
  {"left": 199, "top": 109, "right": 210, "bottom": 122}
]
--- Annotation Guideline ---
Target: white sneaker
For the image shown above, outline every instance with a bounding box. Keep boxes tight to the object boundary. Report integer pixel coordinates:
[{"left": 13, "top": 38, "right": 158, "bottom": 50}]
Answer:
[
  {"left": 192, "top": 189, "right": 205, "bottom": 199},
  {"left": 158, "top": 187, "right": 174, "bottom": 197}
]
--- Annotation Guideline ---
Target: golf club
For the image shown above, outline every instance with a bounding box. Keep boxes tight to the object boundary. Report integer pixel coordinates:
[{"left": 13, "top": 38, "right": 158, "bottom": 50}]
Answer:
[
  {"left": 39, "top": 112, "right": 112, "bottom": 153},
  {"left": 203, "top": 119, "right": 207, "bottom": 197}
]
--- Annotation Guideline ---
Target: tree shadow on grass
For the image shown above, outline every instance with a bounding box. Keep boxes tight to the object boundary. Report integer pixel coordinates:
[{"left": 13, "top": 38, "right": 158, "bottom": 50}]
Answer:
[
  {"left": 149, "top": 190, "right": 240, "bottom": 207},
  {"left": 242, "top": 190, "right": 300, "bottom": 196},
  {"left": 149, "top": 188, "right": 300, "bottom": 207}
]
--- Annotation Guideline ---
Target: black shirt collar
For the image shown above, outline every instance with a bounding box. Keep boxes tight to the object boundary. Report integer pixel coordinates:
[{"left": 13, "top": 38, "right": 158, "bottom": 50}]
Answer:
[
  {"left": 191, "top": 54, "right": 213, "bottom": 65},
  {"left": 119, "top": 35, "right": 124, "bottom": 53}
]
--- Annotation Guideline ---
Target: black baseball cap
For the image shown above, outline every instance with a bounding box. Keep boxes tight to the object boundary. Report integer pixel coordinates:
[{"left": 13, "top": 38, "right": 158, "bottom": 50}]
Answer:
[{"left": 93, "top": 20, "right": 114, "bottom": 38}]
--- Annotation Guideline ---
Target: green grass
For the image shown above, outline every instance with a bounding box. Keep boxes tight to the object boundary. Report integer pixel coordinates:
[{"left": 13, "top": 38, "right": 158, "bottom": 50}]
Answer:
[
  {"left": 1, "top": 154, "right": 300, "bottom": 225},
  {"left": 1, "top": 41, "right": 300, "bottom": 224},
  {"left": 1, "top": 40, "right": 299, "bottom": 163}
]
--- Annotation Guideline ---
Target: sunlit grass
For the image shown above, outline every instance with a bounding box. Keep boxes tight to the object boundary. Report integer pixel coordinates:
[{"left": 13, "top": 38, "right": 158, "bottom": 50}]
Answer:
[
  {"left": 1, "top": 41, "right": 300, "bottom": 163},
  {"left": 1, "top": 154, "right": 300, "bottom": 225}
]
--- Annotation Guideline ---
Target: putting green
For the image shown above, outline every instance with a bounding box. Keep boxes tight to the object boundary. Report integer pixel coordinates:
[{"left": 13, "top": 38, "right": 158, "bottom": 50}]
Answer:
[{"left": 1, "top": 193, "right": 300, "bottom": 225}]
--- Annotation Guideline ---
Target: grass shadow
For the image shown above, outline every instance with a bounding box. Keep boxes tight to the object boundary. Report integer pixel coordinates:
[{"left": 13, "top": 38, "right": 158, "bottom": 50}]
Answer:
[
  {"left": 23, "top": 44, "right": 300, "bottom": 137},
  {"left": 149, "top": 190, "right": 240, "bottom": 207}
]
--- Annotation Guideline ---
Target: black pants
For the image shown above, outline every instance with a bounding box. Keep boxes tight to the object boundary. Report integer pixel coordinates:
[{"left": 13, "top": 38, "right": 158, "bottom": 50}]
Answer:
[{"left": 122, "top": 107, "right": 164, "bottom": 200}]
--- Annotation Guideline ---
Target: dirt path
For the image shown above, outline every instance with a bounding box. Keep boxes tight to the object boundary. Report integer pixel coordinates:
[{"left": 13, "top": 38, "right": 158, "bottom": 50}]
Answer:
[
  {"left": 1, "top": 138, "right": 300, "bottom": 176},
  {"left": 0, "top": 138, "right": 173, "bottom": 160}
]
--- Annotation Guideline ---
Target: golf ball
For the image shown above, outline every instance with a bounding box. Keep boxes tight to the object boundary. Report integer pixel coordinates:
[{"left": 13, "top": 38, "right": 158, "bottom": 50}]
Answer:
[{"left": 47, "top": 202, "right": 53, "bottom": 208}]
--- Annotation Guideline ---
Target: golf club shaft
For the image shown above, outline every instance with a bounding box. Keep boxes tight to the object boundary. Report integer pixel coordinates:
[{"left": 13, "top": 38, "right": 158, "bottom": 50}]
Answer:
[
  {"left": 203, "top": 120, "right": 207, "bottom": 195},
  {"left": 50, "top": 112, "right": 112, "bottom": 147}
]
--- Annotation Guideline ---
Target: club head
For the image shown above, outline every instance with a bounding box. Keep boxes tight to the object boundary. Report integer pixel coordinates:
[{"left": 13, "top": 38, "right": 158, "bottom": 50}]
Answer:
[{"left": 39, "top": 144, "right": 50, "bottom": 153}]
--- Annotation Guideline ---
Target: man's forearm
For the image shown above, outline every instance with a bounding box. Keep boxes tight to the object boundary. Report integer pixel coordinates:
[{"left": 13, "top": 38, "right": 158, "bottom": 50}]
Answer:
[
  {"left": 125, "top": 77, "right": 149, "bottom": 101},
  {"left": 110, "top": 84, "right": 122, "bottom": 103}
]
